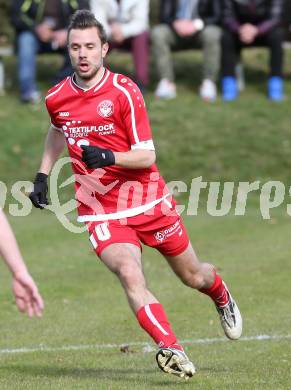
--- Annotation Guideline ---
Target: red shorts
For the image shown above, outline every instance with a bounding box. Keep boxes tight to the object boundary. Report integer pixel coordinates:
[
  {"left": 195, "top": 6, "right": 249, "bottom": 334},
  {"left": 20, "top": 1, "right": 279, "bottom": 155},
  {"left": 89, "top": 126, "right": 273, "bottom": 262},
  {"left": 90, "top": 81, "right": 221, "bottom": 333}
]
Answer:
[{"left": 85, "top": 201, "right": 189, "bottom": 258}]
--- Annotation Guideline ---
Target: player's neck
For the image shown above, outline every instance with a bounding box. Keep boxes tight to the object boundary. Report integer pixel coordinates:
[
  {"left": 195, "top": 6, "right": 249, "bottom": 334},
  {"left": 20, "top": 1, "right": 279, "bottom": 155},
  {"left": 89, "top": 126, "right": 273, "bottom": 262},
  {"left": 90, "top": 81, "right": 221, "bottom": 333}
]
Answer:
[{"left": 74, "top": 67, "right": 105, "bottom": 90}]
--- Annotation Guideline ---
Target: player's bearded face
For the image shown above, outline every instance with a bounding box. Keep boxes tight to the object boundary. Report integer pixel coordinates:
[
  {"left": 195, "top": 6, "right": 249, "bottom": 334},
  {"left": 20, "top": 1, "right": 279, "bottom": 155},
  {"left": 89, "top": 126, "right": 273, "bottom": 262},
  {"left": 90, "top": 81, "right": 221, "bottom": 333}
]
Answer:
[
  {"left": 68, "top": 28, "right": 108, "bottom": 81},
  {"left": 73, "top": 56, "right": 102, "bottom": 80}
]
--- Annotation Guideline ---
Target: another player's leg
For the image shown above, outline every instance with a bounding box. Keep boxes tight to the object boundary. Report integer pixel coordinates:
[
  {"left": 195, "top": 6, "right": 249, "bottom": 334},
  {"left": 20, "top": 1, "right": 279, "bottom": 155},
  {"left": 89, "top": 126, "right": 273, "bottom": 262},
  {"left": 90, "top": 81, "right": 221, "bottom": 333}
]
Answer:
[
  {"left": 165, "top": 243, "right": 242, "bottom": 340},
  {"left": 99, "top": 242, "right": 195, "bottom": 379}
]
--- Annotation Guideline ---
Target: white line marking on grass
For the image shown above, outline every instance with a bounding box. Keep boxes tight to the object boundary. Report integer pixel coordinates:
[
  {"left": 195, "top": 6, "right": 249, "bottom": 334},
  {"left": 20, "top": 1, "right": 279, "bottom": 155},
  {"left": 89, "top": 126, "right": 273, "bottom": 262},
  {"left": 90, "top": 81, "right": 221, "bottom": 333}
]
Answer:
[{"left": 0, "top": 334, "right": 290, "bottom": 355}]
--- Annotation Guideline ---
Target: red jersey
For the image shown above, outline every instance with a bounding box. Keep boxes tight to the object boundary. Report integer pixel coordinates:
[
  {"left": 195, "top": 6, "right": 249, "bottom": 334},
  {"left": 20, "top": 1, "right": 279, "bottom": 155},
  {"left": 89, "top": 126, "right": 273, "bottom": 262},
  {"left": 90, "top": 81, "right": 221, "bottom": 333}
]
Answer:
[{"left": 45, "top": 69, "right": 171, "bottom": 221}]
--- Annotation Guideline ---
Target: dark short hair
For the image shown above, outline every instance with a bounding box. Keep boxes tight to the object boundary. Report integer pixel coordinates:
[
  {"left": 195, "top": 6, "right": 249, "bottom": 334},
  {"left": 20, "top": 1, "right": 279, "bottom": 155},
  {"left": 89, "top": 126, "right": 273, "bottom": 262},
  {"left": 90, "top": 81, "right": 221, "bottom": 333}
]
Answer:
[{"left": 68, "top": 10, "right": 107, "bottom": 44}]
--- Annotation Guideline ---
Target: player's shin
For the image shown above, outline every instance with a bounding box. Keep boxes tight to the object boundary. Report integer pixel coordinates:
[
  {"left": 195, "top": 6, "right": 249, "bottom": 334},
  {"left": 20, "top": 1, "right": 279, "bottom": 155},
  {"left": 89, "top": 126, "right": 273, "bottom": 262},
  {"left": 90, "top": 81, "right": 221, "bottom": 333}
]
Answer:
[
  {"left": 137, "top": 303, "right": 195, "bottom": 379},
  {"left": 136, "top": 303, "right": 182, "bottom": 350},
  {"left": 199, "top": 271, "right": 229, "bottom": 306}
]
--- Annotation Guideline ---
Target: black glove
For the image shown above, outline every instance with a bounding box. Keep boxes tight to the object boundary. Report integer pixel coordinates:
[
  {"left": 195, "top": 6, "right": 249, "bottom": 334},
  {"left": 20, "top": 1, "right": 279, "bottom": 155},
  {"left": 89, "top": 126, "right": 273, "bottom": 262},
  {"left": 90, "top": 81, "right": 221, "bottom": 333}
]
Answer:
[
  {"left": 29, "top": 172, "right": 49, "bottom": 209},
  {"left": 81, "top": 145, "right": 115, "bottom": 169}
]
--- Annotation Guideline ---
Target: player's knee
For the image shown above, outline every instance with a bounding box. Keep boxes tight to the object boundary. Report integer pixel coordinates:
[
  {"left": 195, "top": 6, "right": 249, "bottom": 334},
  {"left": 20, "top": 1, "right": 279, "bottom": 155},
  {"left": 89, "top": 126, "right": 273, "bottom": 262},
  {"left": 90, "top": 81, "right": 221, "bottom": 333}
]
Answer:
[
  {"left": 117, "top": 265, "right": 145, "bottom": 290},
  {"left": 178, "top": 261, "right": 214, "bottom": 289},
  {"left": 180, "top": 270, "right": 205, "bottom": 289}
]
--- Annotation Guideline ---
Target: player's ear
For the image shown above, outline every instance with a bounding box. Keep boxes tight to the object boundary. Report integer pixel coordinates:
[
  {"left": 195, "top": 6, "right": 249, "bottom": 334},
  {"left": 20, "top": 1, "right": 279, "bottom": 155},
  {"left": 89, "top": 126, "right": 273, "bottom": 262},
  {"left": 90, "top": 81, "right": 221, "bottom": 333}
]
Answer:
[{"left": 102, "top": 42, "right": 109, "bottom": 58}]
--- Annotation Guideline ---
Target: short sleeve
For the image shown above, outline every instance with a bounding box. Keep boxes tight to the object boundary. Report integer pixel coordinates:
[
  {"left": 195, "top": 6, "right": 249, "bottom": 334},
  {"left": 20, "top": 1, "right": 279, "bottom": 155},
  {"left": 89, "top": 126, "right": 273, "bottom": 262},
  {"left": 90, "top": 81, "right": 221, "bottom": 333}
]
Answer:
[
  {"left": 113, "top": 74, "right": 155, "bottom": 150},
  {"left": 45, "top": 81, "right": 67, "bottom": 132},
  {"left": 45, "top": 100, "right": 62, "bottom": 132}
]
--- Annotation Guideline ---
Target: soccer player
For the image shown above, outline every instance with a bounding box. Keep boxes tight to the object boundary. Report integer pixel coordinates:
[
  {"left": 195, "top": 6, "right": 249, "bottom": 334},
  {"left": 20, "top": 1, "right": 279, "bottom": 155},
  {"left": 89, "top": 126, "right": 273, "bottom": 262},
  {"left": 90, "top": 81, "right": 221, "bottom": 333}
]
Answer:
[
  {"left": 0, "top": 209, "right": 44, "bottom": 317},
  {"left": 29, "top": 10, "right": 242, "bottom": 379}
]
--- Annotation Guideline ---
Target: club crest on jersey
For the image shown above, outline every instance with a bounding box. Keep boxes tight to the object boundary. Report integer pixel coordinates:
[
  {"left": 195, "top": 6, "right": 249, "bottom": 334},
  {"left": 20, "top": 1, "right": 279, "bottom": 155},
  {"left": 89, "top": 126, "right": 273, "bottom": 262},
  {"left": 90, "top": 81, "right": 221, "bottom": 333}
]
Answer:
[{"left": 97, "top": 100, "right": 114, "bottom": 118}]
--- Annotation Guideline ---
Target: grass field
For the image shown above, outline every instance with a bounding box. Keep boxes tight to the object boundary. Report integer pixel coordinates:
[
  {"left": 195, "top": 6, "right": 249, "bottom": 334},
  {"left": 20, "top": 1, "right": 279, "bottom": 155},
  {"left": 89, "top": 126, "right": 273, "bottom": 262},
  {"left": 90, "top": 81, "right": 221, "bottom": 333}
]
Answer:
[
  {"left": 0, "top": 209, "right": 290, "bottom": 389},
  {"left": 0, "top": 50, "right": 291, "bottom": 389}
]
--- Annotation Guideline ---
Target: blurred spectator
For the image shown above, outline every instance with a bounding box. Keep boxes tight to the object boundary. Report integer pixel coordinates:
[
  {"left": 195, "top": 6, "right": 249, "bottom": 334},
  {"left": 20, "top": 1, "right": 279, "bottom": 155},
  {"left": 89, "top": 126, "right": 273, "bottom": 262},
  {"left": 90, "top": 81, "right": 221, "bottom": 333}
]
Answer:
[
  {"left": 90, "top": 0, "right": 150, "bottom": 92},
  {"left": 152, "top": 0, "right": 222, "bottom": 102},
  {"left": 10, "top": 0, "right": 89, "bottom": 104},
  {"left": 283, "top": 0, "right": 291, "bottom": 37},
  {"left": 221, "top": 0, "right": 285, "bottom": 101}
]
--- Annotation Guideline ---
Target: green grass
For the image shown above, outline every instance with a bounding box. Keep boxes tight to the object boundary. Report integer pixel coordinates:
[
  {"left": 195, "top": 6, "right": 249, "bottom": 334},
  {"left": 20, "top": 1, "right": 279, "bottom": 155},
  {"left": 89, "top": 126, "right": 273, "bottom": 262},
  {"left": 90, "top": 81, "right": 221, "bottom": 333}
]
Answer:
[
  {"left": 0, "top": 210, "right": 290, "bottom": 389},
  {"left": 0, "top": 50, "right": 291, "bottom": 388}
]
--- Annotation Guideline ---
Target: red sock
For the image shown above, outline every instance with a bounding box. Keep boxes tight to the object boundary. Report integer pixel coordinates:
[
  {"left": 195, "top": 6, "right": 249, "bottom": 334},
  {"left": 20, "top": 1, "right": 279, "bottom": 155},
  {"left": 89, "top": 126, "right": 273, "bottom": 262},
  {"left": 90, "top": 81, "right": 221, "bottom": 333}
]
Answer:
[
  {"left": 136, "top": 303, "right": 183, "bottom": 350},
  {"left": 199, "top": 272, "right": 229, "bottom": 307}
]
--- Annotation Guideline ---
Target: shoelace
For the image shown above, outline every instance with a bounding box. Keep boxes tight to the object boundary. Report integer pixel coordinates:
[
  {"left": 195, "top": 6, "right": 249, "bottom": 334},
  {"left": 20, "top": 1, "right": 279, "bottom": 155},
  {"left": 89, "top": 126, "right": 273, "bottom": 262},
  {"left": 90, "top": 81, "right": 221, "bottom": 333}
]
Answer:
[{"left": 218, "top": 301, "right": 235, "bottom": 328}]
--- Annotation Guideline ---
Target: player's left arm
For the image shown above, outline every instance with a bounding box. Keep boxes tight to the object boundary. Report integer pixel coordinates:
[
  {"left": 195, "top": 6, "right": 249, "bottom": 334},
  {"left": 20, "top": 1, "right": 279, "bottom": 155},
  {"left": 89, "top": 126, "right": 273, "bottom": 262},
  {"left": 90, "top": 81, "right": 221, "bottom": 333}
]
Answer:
[
  {"left": 81, "top": 146, "right": 155, "bottom": 169},
  {"left": 114, "top": 148, "right": 155, "bottom": 168}
]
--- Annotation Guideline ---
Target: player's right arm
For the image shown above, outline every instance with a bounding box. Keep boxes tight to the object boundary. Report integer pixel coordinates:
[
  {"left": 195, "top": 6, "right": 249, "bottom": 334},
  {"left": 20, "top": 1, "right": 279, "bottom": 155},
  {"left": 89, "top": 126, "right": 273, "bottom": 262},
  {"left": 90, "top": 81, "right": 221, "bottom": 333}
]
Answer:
[
  {"left": 29, "top": 126, "right": 65, "bottom": 209},
  {"left": 39, "top": 126, "right": 66, "bottom": 175}
]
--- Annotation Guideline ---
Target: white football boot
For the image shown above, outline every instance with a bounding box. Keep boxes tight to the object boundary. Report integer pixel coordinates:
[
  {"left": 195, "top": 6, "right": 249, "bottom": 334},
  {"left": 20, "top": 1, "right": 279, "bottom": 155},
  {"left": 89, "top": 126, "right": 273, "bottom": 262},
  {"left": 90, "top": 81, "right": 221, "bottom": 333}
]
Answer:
[
  {"left": 216, "top": 283, "right": 242, "bottom": 340},
  {"left": 156, "top": 348, "right": 196, "bottom": 379}
]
